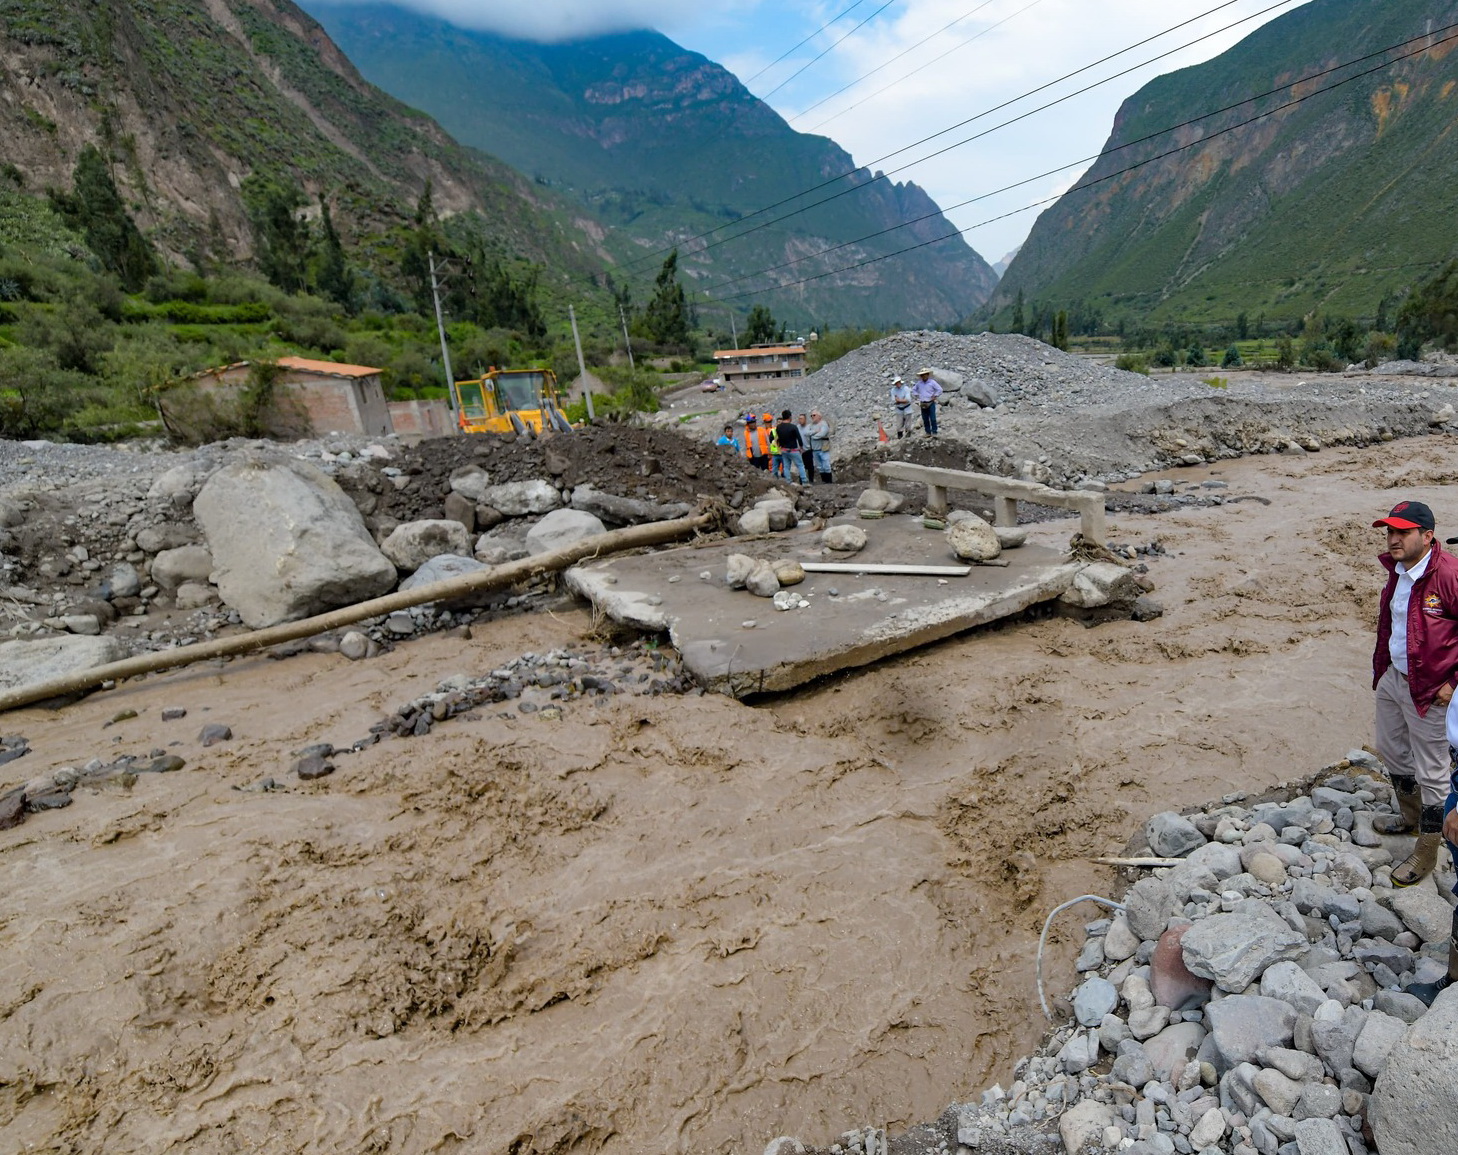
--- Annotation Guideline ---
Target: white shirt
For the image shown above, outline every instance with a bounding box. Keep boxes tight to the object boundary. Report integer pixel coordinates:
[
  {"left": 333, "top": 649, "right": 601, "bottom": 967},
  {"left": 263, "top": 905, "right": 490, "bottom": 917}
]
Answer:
[{"left": 1389, "top": 547, "right": 1433, "bottom": 674}]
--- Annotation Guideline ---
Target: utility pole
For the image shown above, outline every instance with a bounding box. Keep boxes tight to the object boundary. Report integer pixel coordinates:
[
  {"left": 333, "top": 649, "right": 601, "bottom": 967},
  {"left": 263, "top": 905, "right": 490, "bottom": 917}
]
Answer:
[
  {"left": 569, "top": 304, "right": 594, "bottom": 423},
  {"left": 429, "top": 251, "right": 458, "bottom": 431},
  {"left": 728, "top": 310, "right": 738, "bottom": 348},
  {"left": 619, "top": 303, "right": 635, "bottom": 371}
]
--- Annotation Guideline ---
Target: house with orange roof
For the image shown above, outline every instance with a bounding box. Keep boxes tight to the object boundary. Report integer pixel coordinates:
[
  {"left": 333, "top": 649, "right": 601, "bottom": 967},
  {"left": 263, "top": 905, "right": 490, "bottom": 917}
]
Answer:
[
  {"left": 712, "top": 343, "right": 807, "bottom": 388},
  {"left": 173, "top": 356, "right": 395, "bottom": 440}
]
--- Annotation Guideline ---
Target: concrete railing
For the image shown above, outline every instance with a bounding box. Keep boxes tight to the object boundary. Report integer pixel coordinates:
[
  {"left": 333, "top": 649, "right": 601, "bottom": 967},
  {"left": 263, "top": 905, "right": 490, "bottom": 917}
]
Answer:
[{"left": 871, "top": 461, "right": 1106, "bottom": 543}]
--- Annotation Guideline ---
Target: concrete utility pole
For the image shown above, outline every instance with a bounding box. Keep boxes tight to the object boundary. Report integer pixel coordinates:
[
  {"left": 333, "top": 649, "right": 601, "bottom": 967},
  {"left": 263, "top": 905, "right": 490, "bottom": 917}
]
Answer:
[
  {"left": 569, "top": 304, "right": 595, "bottom": 423},
  {"left": 728, "top": 310, "right": 738, "bottom": 347},
  {"left": 619, "top": 303, "right": 635, "bottom": 371},
  {"left": 428, "top": 252, "right": 458, "bottom": 431}
]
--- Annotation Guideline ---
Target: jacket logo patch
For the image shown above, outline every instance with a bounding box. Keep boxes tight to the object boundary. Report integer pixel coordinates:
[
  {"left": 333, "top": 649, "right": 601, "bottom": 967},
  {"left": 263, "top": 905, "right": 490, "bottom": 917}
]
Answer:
[{"left": 1424, "top": 592, "right": 1444, "bottom": 614}]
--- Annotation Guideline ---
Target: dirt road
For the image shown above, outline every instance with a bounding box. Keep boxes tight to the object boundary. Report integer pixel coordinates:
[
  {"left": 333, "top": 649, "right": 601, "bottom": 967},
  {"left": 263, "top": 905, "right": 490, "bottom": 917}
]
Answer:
[{"left": 0, "top": 438, "right": 1444, "bottom": 1153}]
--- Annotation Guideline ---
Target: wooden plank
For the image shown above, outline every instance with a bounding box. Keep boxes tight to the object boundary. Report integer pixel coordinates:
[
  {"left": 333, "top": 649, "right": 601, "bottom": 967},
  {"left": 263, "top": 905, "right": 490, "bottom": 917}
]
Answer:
[{"left": 800, "top": 562, "right": 972, "bottom": 576}]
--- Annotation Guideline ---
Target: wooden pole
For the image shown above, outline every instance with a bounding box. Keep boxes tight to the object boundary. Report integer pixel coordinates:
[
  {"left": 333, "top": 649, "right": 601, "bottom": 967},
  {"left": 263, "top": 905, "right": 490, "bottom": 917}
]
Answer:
[{"left": 0, "top": 512, "right": 714, "bottom": 714}]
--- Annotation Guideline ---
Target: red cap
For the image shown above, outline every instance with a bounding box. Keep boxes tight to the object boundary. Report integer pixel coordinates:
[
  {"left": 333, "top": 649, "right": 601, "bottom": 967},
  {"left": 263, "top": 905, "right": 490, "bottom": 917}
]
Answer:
[{"left": 1373, "top": 500, "right": 1435, "bottom": 531}]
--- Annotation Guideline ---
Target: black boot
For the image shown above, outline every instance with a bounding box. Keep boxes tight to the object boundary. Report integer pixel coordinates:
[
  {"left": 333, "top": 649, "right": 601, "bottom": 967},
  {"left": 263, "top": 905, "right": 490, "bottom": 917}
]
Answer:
[
  {"left": 1409, "top": 908, "right": 1458, "bottom": 1006},
  {"left": 1375, "top": 774, "right": 1421, "bottom": 834},
  {"left": 1392, "top": 802, "right": 1446, "bottom": 887},
  {"left": 821, "top": 472, "right": 833, "bottom": 483}
]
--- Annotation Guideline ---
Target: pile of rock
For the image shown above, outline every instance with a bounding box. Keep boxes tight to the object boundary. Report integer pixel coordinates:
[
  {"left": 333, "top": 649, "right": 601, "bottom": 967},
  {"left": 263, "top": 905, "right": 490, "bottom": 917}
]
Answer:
[{"left": 932, "top": 751, "right": 1458, "bottom": 1155}]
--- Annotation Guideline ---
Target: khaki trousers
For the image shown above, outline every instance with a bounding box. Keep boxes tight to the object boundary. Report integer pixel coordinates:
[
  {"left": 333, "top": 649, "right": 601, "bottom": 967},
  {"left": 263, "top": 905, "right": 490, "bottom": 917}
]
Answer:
[{"left": 1375, "top": 665, "right": 1451, "bottom": 806}]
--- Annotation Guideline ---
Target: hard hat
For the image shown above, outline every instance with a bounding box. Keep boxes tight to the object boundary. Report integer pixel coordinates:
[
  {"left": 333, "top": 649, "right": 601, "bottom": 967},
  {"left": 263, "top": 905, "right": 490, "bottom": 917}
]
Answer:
[{"left": 762, "top": 413, "right": 773, "bottom": 422}]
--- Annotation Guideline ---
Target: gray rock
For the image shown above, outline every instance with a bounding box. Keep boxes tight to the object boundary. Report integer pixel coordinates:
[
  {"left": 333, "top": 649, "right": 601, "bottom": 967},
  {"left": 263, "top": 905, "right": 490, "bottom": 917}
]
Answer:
[
  {"left": 1125, "top": 876, "right": 1177, "bottom": 941},
  {"left": 1360, "top": 899, "right": 1406, "bottom": 942},
  {"left": 339, "top": 631, "right": 369, "bottom": 661},
  {"left": 993, "top": 525, "right": 1027, "bottom": 549},
  {"left": 822, "top": 524, "right": 868, "bottom": 552},
  {"left": 0, "top": 635, "right": 125, "bottom": 695},
  {"left": 738, "top": 507, "right": 772, "bottom": 535},
  {"left": 1189, "top": 1106, "right": 1226, "bottom": 1149},
  {"left": 946, "top": 515, "right": 1001, "bottom": 562},
  {"left": 1351, "top": 1010, "right": 1407, "bottom": 1078},
  {"left": 151, "top": 545, "right": 214, "bottom": 591},
  {"left": 1292, "top": 1117, "right": 1348, "bottom": 1155},
  {"left": 1292, "top": 1082, "right": 1341, "bottom": 1121},
  {"left": 1181, "top": 906, "right": 1307, "bottom": 992},
  {"left": 756, "top": 498, "right": 798, "bottom": 531},
  {"left": 1263, "top": 1047, "right": 1324, "bottom": 1083},
  {"left": 525, "top": 508, "right": 607, "bottom": 556},
  {"left": 745, "top": 562, "right": 781, "bottom": 598},
  {"left": 1060, "top": 561, "right": 1140, "bottom": 609},
  {"left": 1103, "top": 912, "right": 1141, "bottom": 961},
  {"left": 1205, "top": 994, "right": 1297, "bottom": 1070},
  {"left": 856, "top": 488, "right": 897, "bottom": 513},
  {"left": 59, "top": 614, "right": 101, "bottom": 635},
  {"left": 1073, "top": 976, "right": 1118, "bottom": 1026},
  {"left": 1260, "top": 961, "right": 1330, "bottom": 1016},
  {"left": 397, "top": 554, "right": 490, "bottom": 607},
  {"left": 1057, "top": 1029, "right": 1100, "bottom": 1074},
  {"left": 446, "top": 468, "right": 491, "bottom": 504},
  {"left": 1381, "top": 884, "right": 1455, "bottom": 943},
  {"left": 1110, "top": 1039, "right": 1155, "bottom": 1086},
  {"left": 1098, "top": 1012, "right": 1131, "bottom": 1053},
  {"left": 1141, "top": 1021, "right": 1206, "bottom": 1080},
  {"left": 174, "top": 582, "right": 217, "bottom": 611},
  {"left": 1372, "top": 989, "right": 1427, "bottom": 1024},
  {"left": 198, "top": 724, "right": 232, "bottom": 747},
  {"left": 194, "top": 455, "right": 397, "bottom": 628},
  {"left": 569, "top": 483, "right": 690, "bottom": 526},
  {"left": 1128, "top": 1004, "right": 1171, "bottom": 1040},
  {"left": 1058, "top": 1099, "right": 1113, "bottom": 1155},
  {"left": 476, "top": 479, "right": 561, "bottom": 517},
  {"left": 1371, "top": 988, "right": 1458, "bottom": 1154},
  {"left": 381, "top": 520, "right": 474, "bottom": 573},
  {"left": 105, "top": 562, "right": 142, "bottom": 599},
  {"left": 148, "top": 462, "right": 209, "bottom": 503},
  {"left": 1146, "top": 811, "right": 1209, "bottom": 858},
  {"left": 1310, "top": 1018, "right": 1359, "bottom": 1078},
  {"left": 1185, "top": 841, "right": 1244, "bottom": 879},
  {"left": 1253, "top": 1068, "right": 1304, "bottom": 1115},
  {"left": 726, "top": 554, "right": 756, "bottom": 589}
]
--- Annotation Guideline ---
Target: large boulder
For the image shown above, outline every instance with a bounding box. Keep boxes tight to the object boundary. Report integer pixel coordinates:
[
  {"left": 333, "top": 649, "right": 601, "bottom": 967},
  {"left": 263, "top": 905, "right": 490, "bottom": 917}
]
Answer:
[
  {"left": 193, "top": 454, "right": 398, "bottom": 628},
  {"left": 381, "top": 520, "right": 473, "bottom": 573},
  {"left": 1060, "top": 562, "right": 1141, "bottom": 609},
  {"left": 570, "top": 483, "right": 691, "bottom": 526},
  {"left": 525, "top": 509, "right": 607, "bottom": 556},
  {"left": 398, "top": 554, "right": 493, "bottom": 609},
  {"left": 477, "top": 480, "right": 561, "bottom": 517},
  {"left": 1180, "top": 903, "right": 1306, "bottom": 992},
  {"left": 150, "top": 546, "right": 214, "bottom": 592},
  {"left": 1371, "top": 988, "right": 1458, "bottom": 1154},
  {"left": 946, "top": 514, "right": 1001, "bottom": 562},
  {"left": 0, "top": 635, "right": 126, "bottom": 694},
  {"left": 823, "top": 524, "right": 867, "bottom": 552}
]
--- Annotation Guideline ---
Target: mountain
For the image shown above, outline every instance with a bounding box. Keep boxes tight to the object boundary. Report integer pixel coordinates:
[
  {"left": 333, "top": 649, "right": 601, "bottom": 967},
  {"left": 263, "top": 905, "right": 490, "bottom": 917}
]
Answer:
[
  {"left": 992, "top": 247, "right": 1022, "bottom": 279},
  {"left": 0, "top": 0, "right": 603, "bottom": 275},
  {"left": 301, "top": 3, "right": 999, "bottom": 328},
  {"left": 986, "top": 0, "right": 1458, "bottom": 327}
]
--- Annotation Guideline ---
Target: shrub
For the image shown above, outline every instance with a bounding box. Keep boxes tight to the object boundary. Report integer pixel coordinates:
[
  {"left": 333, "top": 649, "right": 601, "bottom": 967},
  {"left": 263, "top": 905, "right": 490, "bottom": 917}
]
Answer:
[
  {"left": 1187, "top": 344, "right": 1208, "bottom": 367},
  {"left": 1202, "top": 376, "right": 1230, "bottom": 390},
  {"left": 1364, "top": 331, "right": 1397, "bottom": 368},
  {"left": 1115, "top": 353, "right": 1150, "bottom": 374},
  {"left": 1221, "top": 344, "right": 1243, "bottom": 368}
]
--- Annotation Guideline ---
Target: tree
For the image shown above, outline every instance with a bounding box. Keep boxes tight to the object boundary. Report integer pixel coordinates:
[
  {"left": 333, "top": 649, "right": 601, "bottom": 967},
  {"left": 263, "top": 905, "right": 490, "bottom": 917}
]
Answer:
[
  {"left": 1010, "top": 288, "right": 1025, "bottom": 335},
  {"left": 641, "top": 249, "right": 689, "bottom": 347},
  {"left": 1187, "top": 344, "right": 1208, "bottom": 367},
  {"left": 1275, "top": 333, "right": 1296, "bottom": 370},
  {"left": 745, "top": 303, "right": 782, "bottom": 344},
  {"left": 1397, "top": 259, "right": 1458, "bottom": 359},
  {"left": 242, "top": 174, "right": 310, "bottom": 294},
  {"left": 1050, "top": 309, "right": 1069, "bottom": 351},
  {"left": 312, "top": 198, "right": 356, "bottom": 312},
  {"left": 49, "top": 145, "right": 157, "bottom": 291},
  {"left": 1221, "top": 344, "right": 1243, "bottom": 368},
  {"left": 1235, "top": 312, "right": 1249, "bottom": 341},
  {"left": 0, "top": 346, "right": 89, "bottom": 436}
]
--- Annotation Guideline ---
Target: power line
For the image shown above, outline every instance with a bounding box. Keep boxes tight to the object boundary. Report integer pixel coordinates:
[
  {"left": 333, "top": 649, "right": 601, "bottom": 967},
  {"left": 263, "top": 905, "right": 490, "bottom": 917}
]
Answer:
[
  {"left": 743, "top": 0, "right": 871, "bottom": 86},
  {"left": 676, "top": 0, "right": 1297, "bottom": 271},
  {"left": 696, "top": 23, "right": 1455, "bottom": 296},
  {"left": 759, "top": 0, "right": 901, "bottom": 103},
  {"left": 621, "top": 0, "right": 1269, "bottom": 273},
  {"left": 788, "top": 0, "right": 1005, "bottom": 124},
  {"left": 705, "top": 26, "right": 1458, "bottom": 304}
]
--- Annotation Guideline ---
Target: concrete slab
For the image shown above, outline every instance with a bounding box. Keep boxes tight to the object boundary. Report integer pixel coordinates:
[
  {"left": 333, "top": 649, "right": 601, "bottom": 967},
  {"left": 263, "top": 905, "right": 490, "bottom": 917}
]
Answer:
[{"left": 564, "top": 515, "right": 1083, "bottom": 697}]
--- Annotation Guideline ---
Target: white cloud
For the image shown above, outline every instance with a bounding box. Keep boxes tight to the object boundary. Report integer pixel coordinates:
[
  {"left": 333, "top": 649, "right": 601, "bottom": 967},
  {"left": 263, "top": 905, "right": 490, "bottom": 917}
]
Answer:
[{"left": 308, "top": 0, "right": 757, "bottom": 42}]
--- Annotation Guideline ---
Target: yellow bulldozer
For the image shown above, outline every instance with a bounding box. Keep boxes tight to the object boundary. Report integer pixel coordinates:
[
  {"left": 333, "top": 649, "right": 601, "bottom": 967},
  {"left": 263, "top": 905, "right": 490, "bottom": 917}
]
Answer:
[{"left": 450, "top": 367, "right": 574, "bottom": 436}]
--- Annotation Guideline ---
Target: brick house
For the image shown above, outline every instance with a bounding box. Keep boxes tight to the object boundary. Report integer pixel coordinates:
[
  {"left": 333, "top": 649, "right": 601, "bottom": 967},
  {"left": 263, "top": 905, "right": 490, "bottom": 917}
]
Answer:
[
  {"left": 176, "top": 356, "right": 393, "bottom": 439},
  {"left": 712, "top": 343, "right": 808, "bottom": 387}
]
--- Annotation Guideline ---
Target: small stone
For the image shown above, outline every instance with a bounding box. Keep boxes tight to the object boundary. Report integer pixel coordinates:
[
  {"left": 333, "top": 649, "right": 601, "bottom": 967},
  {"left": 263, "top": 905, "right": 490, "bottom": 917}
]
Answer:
[
  {"left": 1146, "top": 811, "right": 1208, "bottom": 857},
  {"left": 1291, "top": 1117, "right": 1347, "bottom": 1155},
  {"left": 199, "top": 724, "right": 232, "bottom": 747},
  {"left": 1292, "top": 1082, "right": 1341, "bottom": 1121},
  {"left": 340, "top": 631, "right": 370, "bottom": 661},
  {"left": 745, "top": 561, "right": 781, "bottom": 597},
  {"left": 295, "top": 752, "right": 335, "bottom": 781},
  {"left": 160, "top": 707, "right": 188, "bottom": 721},
  {"left": 142, "top": 754, "right": 185, "bottom": 774},
  {"left": 1253, "top": 1068, "right": 1303, "bottom": 1115},
  {"left": 1189, "top": 1106, "right": 1226, "bottom": 1149},
  {"left": 1073, "top": 976, "right": 1119, "bottom": 1026}
]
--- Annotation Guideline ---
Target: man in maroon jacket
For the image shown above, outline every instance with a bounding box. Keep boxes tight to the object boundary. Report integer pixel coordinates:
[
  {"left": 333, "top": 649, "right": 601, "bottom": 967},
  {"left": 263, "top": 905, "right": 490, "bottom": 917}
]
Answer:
[{"left": 1372, "top": 499, "right": 1458, "bottom": 887}]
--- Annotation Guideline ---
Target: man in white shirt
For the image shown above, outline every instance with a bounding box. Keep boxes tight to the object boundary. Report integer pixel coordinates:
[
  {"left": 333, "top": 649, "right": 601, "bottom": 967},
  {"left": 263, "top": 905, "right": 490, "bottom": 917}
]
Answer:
[
  {"left": 889, "top": 377, "right": 914, "bottom": 439},
  {"left": 1371, "top": 499, "right": 1458, "bottom": 888}
]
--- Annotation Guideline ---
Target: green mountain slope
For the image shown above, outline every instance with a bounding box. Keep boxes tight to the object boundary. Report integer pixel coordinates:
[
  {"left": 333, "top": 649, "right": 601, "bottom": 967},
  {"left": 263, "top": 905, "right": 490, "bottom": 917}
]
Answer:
[
  {"left": 0, "top": 0, "right": 604, "bottom": 276},
  {"left": 986, "top": 0, "right": 1458, "bottom": 327},
  {"left": 302, "top": 3, "right": 999, "bottom": 328}
]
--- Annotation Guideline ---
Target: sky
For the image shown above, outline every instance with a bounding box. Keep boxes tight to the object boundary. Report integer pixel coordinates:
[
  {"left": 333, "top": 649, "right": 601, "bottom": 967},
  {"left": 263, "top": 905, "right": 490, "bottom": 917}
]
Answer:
[{"left": 310, "top": 0, "right": 1308, "bottom": 262}]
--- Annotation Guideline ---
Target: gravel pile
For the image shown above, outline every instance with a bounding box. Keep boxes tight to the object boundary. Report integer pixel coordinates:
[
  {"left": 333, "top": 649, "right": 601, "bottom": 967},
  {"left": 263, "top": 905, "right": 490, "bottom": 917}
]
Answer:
[
  {"left": 0, "top": 438, "right": 184, "bottom": 496},
  {"left": 917, "top": 750, "right": 1457, "bottom": 1155},
  {"left": 776, "top": 331, "right": 1458, "bottom": 487}
]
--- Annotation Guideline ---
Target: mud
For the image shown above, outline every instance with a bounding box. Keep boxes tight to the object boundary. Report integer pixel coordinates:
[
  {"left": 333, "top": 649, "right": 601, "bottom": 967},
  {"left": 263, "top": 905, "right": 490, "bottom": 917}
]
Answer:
[{"left": 0, "top": 439, "right": 1446, "bottom": 1154}]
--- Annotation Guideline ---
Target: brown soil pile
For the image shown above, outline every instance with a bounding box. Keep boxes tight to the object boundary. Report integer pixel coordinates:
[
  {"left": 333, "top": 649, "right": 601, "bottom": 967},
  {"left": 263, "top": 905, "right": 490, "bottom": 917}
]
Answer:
[
  {"left": 375, "top": 425, "right": 782, "bottom": 522},
  {"left": 0, "top": 439, "right": 1434, "bottom": 1154}
]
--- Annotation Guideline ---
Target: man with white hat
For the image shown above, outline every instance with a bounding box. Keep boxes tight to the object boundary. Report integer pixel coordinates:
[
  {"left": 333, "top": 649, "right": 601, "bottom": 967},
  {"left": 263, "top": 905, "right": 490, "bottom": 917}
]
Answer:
[
  {"left": 913, "top": 368, "right": 943, "bottom": 435},
  {"left": 889, "top": 377, "right": 915, "bottom": 439}
]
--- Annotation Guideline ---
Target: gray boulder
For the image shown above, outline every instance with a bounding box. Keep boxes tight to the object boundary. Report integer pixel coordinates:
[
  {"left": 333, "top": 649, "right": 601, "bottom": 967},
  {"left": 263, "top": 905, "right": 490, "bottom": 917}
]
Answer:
[
  {"left": 738, "top": 508, "right": 773, "bottom": 535},
  {"left": 477, "top": 480, "right": 561, "bottom": 517},
  {"left": 1381, "top": 884, "right": 1455, "bottom": 943},
  {"left": 1060, "top": 561, "right": 1140, "bottom": 609},
  {"left": 398, "top": 554, "right": 492, "bottom": 608},
  {"left": 147, "top": 461, "right": 210, "bottom": 503},
  {"left": 150, "top": 545, "right": 214, "bottom": 591},
  {"left": 946, "top": 515, "right": 1001, "bottom": 562},
  {"left": 104, "top": 562, "right": 141, "bottom": 599},
  {"left": 1073, "top": 976, "right": 1118, "bottom": 1027},
  {"left": 0, "top": 635, "right": 125, "bottom": 694},
  {"left": 1124, "top": 876, "right": 1177, "bottom": 941},
  {"left": 381, "top": 520, "right": 473, "bottom": 573},
  {"left": 1260, "top": 961, "right": 1329, "bottom": 1016},
  {"left": 993, "top": 525, "right": 1027, "bottom": 549},
  {"left": 447, "top": 469, "right": 492, "bottom": 504},
  {"left": 570, "top": 483, "right": 691, "bottom": 526},
  {"left": 525, "top": 508, "right": 607, "bottom": 556},
  {"left": 822, "top": 524, "right": 867, "bottom": 553},
  {"left": 1141, "top": 1021, "right": 1206, "bottom": 1080},
  {"left": 1146, "top": 811, "right": 1208, "bottom": 857},
  {"left": 1204, "top": 994, "right": 1296, "bottom": 1069},
  {"left": 1292, "top": 1117, "right": 1349, "bottom": 1155},
  {"left": 1352, "top": 1009, "right": 1408, "bottom": 1078},
  {"left": 1181, "top": 905, "right": 1306, "bottom": 992},
  {"left": 1371, "top": 987, "right": 1458, "bottom": 1154},
  {"left": 193, "top": 454, "right": 397, "bottom": 628},
  {"left": 962, "top": 377, "right": 1001, "bottom": 408}
]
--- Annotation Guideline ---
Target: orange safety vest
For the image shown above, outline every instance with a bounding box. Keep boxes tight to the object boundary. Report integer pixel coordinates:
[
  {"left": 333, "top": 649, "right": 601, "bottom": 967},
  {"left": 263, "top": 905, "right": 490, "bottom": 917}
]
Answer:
[{"left": 743, "top": 425, "right": 770, "bottom": 458}]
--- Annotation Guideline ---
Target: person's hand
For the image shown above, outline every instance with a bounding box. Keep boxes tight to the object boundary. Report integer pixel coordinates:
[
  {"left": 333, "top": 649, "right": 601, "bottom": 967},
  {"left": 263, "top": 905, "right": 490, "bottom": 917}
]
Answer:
[
  {"left": 1445, "top": 807, "right": 1458, "bottom": 847},
  {"left": 1438, "top": 681, "right": 1456, "bottom": 708}
]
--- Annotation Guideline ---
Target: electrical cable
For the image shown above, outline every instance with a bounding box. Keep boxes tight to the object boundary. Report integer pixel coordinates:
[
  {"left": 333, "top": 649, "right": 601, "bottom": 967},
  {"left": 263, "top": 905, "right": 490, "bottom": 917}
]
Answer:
[
  {"left": 705, "top": 25, "right": 1458, "bottom": 303},
  {"left": 1037, "top": 896, "right": 1124, "bottom": 1024},
  {"left": 696, "top": 23, "right": 1458, "bottom": 296},
  {"left": 788, "top": 0, "right": 1005, "bottom": 124},
  {"left": 620, "top": 0, "right": 1272, "bottom": 273},
  {"left": 758, "top": 0, "right": 901, "bottom": 103},
  {"left": 743, "top": 0, "right": 871, "bottom": 86},
  {"left": 676, "top": 0, "right": 1296, "bottom": 272}
]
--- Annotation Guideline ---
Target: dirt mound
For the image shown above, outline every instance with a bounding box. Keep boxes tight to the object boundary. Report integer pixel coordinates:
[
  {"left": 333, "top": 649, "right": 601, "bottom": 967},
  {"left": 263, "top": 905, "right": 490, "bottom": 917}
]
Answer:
[{"left": 374, "top": 425, "right": 780, "bottom": 523}]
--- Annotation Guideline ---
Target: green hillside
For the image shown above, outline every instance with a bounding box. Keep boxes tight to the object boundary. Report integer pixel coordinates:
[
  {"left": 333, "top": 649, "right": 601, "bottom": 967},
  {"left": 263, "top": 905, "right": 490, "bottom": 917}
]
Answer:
[
  {"left": 302, "top": 3, "right": 999, "bottom": 328},
  {"left": 985, "top": 0, "right": 1458, "bottom": 327}
]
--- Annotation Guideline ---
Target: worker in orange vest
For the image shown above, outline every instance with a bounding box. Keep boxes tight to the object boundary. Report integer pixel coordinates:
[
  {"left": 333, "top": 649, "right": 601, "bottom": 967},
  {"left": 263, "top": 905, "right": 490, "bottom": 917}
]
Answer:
[{"left": 742, "top": 413, "right": 771, "bottom": 470}]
